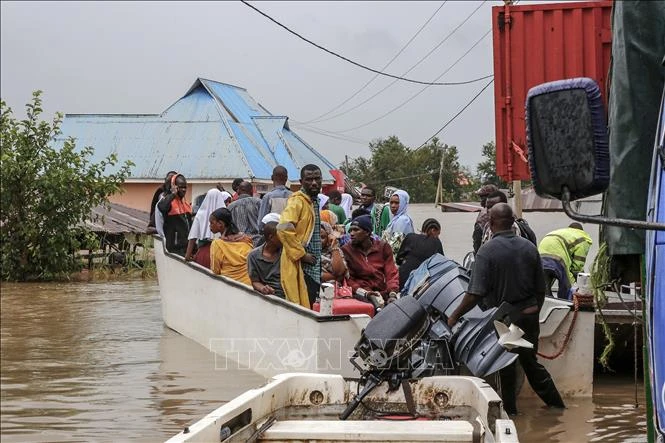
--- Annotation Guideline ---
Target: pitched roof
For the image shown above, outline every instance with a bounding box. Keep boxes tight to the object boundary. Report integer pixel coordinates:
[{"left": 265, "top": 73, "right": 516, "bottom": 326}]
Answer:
[{"left": 56, "top": 78, "right": 336, "bottom": 182}]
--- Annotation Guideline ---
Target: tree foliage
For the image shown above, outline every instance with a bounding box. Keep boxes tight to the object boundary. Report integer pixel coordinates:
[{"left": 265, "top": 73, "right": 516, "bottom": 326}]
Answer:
[
  {"left": 475, "top": 141, "right": 508, "bottom": 189},
  {"left": 342, "top": 135, "right": 472, "bottom": 203},
  {"left": 0, "top": 91, "right": 133, "bottom": 281}
]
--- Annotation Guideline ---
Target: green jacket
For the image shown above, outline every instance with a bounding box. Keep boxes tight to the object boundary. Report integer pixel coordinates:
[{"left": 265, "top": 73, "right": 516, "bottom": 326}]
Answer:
[
  {"left": 538, "top": 227, "right": 593, "bottom": 284},
  {"left": 328, "top": 203, "right": 347, "bottom": 225}
]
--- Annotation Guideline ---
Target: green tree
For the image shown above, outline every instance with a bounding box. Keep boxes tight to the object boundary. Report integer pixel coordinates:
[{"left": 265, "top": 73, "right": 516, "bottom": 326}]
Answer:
[
  {"left": 341, "top": 136, "right": 467, "bottom": 203},
  {"left": 476, "top": 141, "right": 508, "bottom": 188},
  {"left": 0, "top": 91, "right": 133, "bottom": 281}
]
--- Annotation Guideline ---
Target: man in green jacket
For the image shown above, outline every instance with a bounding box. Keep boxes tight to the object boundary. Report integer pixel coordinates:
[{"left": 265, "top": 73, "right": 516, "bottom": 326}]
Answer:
[
  {"left": 538, "top": 222, "right": 593, "bottom": 299},
  {"left": 358, "top": 186, "right": 390, "bottom": 236}
]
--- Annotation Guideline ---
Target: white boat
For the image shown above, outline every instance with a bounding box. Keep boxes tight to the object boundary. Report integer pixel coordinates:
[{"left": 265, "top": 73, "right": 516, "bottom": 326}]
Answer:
[
  {"left": 155, "top": 237, "right": 595, "bottom": 396},
  {"left": 165, "top": 373, "right": 520, "bottom": 442}
]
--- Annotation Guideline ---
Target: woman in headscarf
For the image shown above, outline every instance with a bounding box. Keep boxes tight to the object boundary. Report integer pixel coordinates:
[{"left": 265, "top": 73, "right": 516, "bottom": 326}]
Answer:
[
  {"left": 396, "top": 218, "right": 444, "bottom": 290},
  {"left": 318, "top": 193, "right": 338, "bottom": 225},
  {"left": 209, "top": 208, "right": 253, "bottom": 285},
  {"left": 382, "top": 189, "right": 414, "bottom": 255},
  {"left": 340, "top": 193, "right": 354, "bottom": 219},
  {"left": 185, "top": 188, "right": 229, "bottom": 266}
]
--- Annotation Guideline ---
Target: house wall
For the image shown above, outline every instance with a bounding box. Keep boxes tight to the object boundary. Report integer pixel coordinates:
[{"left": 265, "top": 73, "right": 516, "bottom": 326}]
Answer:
[{"left": 110, "top": 183, "right": 192, "bottom": 213}]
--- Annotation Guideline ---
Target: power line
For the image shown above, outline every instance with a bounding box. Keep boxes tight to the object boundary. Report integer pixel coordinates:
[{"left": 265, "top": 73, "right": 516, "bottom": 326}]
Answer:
[
  {"left": 416, "top": 78, "right": 495, "bottom": 150},
  {"left": 302, "top": 1, "right": 447, "bottom": 124},
  {"left": 332, "top": 29, "right": 493, "bottom": 133},
  {"left": 302, "top": 1, "right": 490, "bottom": 126},
  {"left": 291, "top": 123, "right": 369, "bottom": 145},
  {"left": 240, "top": 0, "right": 489, "bottom": 87}
]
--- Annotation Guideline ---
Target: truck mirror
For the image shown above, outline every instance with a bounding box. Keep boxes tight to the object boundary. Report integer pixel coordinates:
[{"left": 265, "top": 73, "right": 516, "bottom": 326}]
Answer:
[
  {"left": 526, "top": 77, "right": 665, "bottom": 231},
  {"left": 526, "top": 77, "right": 609, "bottom": 201}
]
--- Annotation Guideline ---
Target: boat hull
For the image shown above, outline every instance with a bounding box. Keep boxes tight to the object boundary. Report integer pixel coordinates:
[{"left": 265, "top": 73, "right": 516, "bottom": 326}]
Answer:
[
  {"left": 155, "top": 237, "right": 594, "bottom": 396},
  {"left": 155, "top": 237, "right": 371, "bottom": 378}
]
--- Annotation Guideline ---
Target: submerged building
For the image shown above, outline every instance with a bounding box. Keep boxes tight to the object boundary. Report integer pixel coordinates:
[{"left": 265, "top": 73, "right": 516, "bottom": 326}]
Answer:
[{"left": 56, "top": 77, "right": 339, "bottom": 212}]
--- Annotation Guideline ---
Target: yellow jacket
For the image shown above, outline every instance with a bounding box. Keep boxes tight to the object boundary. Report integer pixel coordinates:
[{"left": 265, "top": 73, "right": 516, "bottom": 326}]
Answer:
[
  {"left": 538, "top": 227, "right": 593, "bottom": 284},
  {"left": 277, "top": 191, "right": 315, "bottom": 308},
  {"left": 210, "top": 234, "right": 254, "bottom": 286}
]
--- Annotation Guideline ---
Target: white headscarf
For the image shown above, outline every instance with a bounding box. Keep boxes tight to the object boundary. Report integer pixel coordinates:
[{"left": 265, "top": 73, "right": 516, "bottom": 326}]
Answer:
[
  {"left": 318, "top": 193, "right": 330, "bottom": 212},
  {"left": 340, "top": 193, "right": 353, "bottom": 218},
  {"left": 188, "top": 188, "right": 228, "bottom": 241},
  {"left": 385, "top": 189, "right": 414, "bottom": 235}
]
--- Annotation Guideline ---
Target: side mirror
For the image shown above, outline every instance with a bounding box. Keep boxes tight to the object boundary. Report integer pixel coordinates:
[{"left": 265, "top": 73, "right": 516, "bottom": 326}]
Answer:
[
  {"left": 526, "top": 77, "right": 609, "bottom": 201},
  {"left": 526, "top": 77, "right": 665, "bottom": 231}
]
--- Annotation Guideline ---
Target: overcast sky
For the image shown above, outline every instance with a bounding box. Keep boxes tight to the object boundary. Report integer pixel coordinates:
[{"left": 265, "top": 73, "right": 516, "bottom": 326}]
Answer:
[{"left": 1, "top": 1, "right": 548, "bottom": 171}]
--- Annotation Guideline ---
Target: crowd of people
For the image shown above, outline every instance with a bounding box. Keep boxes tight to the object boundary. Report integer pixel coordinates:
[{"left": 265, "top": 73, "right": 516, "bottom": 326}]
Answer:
[{"left": 149, "top": 165, "right": 594, "bottom": 416}]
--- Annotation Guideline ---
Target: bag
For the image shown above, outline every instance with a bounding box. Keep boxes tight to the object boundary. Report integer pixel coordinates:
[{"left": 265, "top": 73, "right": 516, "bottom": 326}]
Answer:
[
  {"left": 334, "top": 279, "right": 353, "bottom": 298},
  {"left": 515, "top": 218, "right": 538, "bottom": 246}
]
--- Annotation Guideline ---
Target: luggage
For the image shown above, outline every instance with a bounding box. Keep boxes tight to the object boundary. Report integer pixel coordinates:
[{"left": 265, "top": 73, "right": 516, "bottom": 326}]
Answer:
[{"left": 313, "top": 297, "right": 375, "bottom": 317}]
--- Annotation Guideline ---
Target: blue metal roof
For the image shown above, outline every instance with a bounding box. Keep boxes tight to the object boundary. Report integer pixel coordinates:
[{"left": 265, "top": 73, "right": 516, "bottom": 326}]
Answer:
[{"left": 56, "top": 78, "right": 336, "bottom": 182}]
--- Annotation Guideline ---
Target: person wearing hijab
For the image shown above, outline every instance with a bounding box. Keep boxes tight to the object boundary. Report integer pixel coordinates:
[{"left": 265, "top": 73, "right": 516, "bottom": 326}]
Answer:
[
  {"left": 184, "top": 188, "right": 228, "bottom": 267},
  {"left": 382, "top": 189, "right": 414, "bottom": 256},
  {"left": 209, "top": 208, "right": 253, "bottom": 285},
  {"left": 396, "top": 218, "right": 444, "bottom": 290},
  {"left": 318, "top": 193, "right": 338, "bottom": 225},
  {"left": 340, "top": 193, "right": 354, "bottom": 220}
]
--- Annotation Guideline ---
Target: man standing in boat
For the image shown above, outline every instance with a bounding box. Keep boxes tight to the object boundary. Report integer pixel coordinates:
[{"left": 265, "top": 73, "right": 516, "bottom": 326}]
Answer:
[
  {"left": 358, "top": 186, "right": 390, "bottom": 236},
  {"left": 277, "top": 164, "right": 323, "bottom": 308},
  {"left": 257, "top": 165, "right": 292, "bottom": 230},
  {"left": 447, "top": 203, "right": 565, "bottom": 415},
  {"left": 157, "top": 173, "right": 192, "bottom": 256}
]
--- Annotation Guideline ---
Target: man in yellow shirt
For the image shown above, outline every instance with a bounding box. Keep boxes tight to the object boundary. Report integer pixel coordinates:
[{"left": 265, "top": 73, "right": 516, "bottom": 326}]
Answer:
[
  {"left": 277, "top": 164, "right": 322, "bottom": 308},
  {"left": 538, "top": 222, "right": 593, "bottom": 299}
]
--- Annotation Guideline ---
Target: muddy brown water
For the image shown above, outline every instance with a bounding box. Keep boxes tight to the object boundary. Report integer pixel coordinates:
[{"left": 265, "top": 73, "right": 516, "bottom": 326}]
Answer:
[
  {"left": 0, "top": 280, "right": 646, "bottom": 442},
  {"left": 0, "top": 203, "right": 646, "bottom": 443}
]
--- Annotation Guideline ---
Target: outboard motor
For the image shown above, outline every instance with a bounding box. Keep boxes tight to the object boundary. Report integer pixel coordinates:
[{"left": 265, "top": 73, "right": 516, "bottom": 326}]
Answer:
[{"left": 341, "top": 254, "right": 527, "bottom": 420}]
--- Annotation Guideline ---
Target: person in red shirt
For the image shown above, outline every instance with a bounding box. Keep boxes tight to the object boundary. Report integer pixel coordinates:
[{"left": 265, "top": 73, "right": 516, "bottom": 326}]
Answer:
[{"left": 341, "top": 215, "right": 399, "bottom": 303}]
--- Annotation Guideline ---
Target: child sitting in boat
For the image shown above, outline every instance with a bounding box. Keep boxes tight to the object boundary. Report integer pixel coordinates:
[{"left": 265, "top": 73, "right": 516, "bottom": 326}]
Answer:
[{"left": 209, "top": 208, "right": 253, "bottom": 286}]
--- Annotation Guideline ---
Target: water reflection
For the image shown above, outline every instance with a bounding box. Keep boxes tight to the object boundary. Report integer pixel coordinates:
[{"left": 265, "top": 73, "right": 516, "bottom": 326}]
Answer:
[{"left": 0, "top": 280, "right": 648, "bottom": 442}]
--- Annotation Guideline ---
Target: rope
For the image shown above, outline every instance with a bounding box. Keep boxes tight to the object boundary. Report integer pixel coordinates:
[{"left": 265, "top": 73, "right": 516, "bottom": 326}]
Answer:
[{"left": 536, "top": 293, "right": 593, "bottom": 360}]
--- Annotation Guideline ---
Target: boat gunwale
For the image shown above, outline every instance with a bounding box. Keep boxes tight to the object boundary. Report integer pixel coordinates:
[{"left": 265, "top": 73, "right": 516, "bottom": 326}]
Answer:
[{"left": 153, "top": 235, "right": 358, "bottom": 323}]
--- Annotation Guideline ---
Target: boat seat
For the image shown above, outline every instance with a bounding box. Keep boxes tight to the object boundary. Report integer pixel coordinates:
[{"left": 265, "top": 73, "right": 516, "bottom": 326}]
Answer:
[{"left": 259, "top": 419, "right": 475, "bottom": 441}]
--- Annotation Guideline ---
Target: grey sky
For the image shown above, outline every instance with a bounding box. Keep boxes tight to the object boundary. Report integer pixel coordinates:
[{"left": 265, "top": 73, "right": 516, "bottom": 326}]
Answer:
[{"left": 1, "top": 1, "right": 539, "bottom": 171}]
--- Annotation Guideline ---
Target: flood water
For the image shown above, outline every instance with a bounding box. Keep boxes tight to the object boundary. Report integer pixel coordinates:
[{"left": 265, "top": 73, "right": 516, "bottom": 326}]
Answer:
[
  {"left": 0, "top": 206, "right": 646, "bottom": 442},
  {"left": 0, "top": 279, "right": 647, "bottom": 442}
]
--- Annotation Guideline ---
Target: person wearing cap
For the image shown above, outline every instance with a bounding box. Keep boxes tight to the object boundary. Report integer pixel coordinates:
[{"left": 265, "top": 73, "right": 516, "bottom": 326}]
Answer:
[
  {"left": 341, "top": 214, "right": 399, "bottom": 303},
  {"left": 472, "top": 184, "right": 499, "bottom": 253},
  {"left": 395, "top": 218, "right": 444, "bottom": 290}
]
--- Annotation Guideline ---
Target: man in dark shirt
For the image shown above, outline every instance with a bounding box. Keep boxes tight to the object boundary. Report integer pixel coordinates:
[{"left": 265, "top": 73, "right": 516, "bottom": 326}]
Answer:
[
  {"left": 157, "top": 173, "right": 192, "bottom": 256},
  {"left": 396, "top": 218, "right": 444, "bottom": 290},
  {"left": 448, "top": 203, "right": 565, "bottom": 415},
  {"left": 247, "top": 222, "right": 285, "bottom": 299}
]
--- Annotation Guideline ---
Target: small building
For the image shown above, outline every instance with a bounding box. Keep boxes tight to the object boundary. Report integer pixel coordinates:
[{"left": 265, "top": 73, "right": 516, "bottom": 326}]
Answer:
[{"left": 56, "top": 78, "right": 340, "bottom": 212}]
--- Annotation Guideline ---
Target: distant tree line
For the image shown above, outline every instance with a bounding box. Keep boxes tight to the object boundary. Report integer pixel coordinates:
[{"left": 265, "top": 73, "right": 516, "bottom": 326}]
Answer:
[{"left": 341, "top": 136, "right": 505, "bottom": 203}]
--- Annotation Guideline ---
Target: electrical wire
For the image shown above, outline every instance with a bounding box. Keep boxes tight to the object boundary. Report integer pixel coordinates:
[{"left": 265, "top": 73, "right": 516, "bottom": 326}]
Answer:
[
  {"left": 292, "top": 123, "right": 370, "bottom": 145},
  {"left": 333, "top": 29, "right": 493, "bottom": 133},
  {"left": 240, "top": 0, "right": 490, "bottom": 87},
  {"left": 415, "top": 78, "right": 495, "bottom": 150},
  {"left": 301, "top": 1, "right": 447, "bottom": 124},
  {"left": 304, "top": 1, "right": 489, "bottom": 125}
]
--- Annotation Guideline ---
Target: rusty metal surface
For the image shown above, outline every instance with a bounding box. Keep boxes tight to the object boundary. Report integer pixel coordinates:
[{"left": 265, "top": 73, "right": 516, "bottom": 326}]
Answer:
[
  {"left": 56, "top": 78, "right": 336, "bottom": 183},
  {"left": 492, "top": 1, "right": 612, "bottom": 181},
  {"left": 85, "top": 203, "right": 149, "bottom": 235}
]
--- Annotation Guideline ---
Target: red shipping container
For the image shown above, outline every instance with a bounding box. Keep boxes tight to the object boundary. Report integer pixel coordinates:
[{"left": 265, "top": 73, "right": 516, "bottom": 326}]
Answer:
[
  {"left": 313, "top": 298, "right": 375, "bottom": 317},
  {"left": 492, "top": 1, "right": 612, "bottom": 181}
]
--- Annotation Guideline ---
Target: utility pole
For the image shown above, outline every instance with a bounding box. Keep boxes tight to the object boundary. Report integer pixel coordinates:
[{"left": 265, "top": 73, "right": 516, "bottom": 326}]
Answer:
[{"left": 435, "top": 147, "right": 445, "bottom": 208}]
